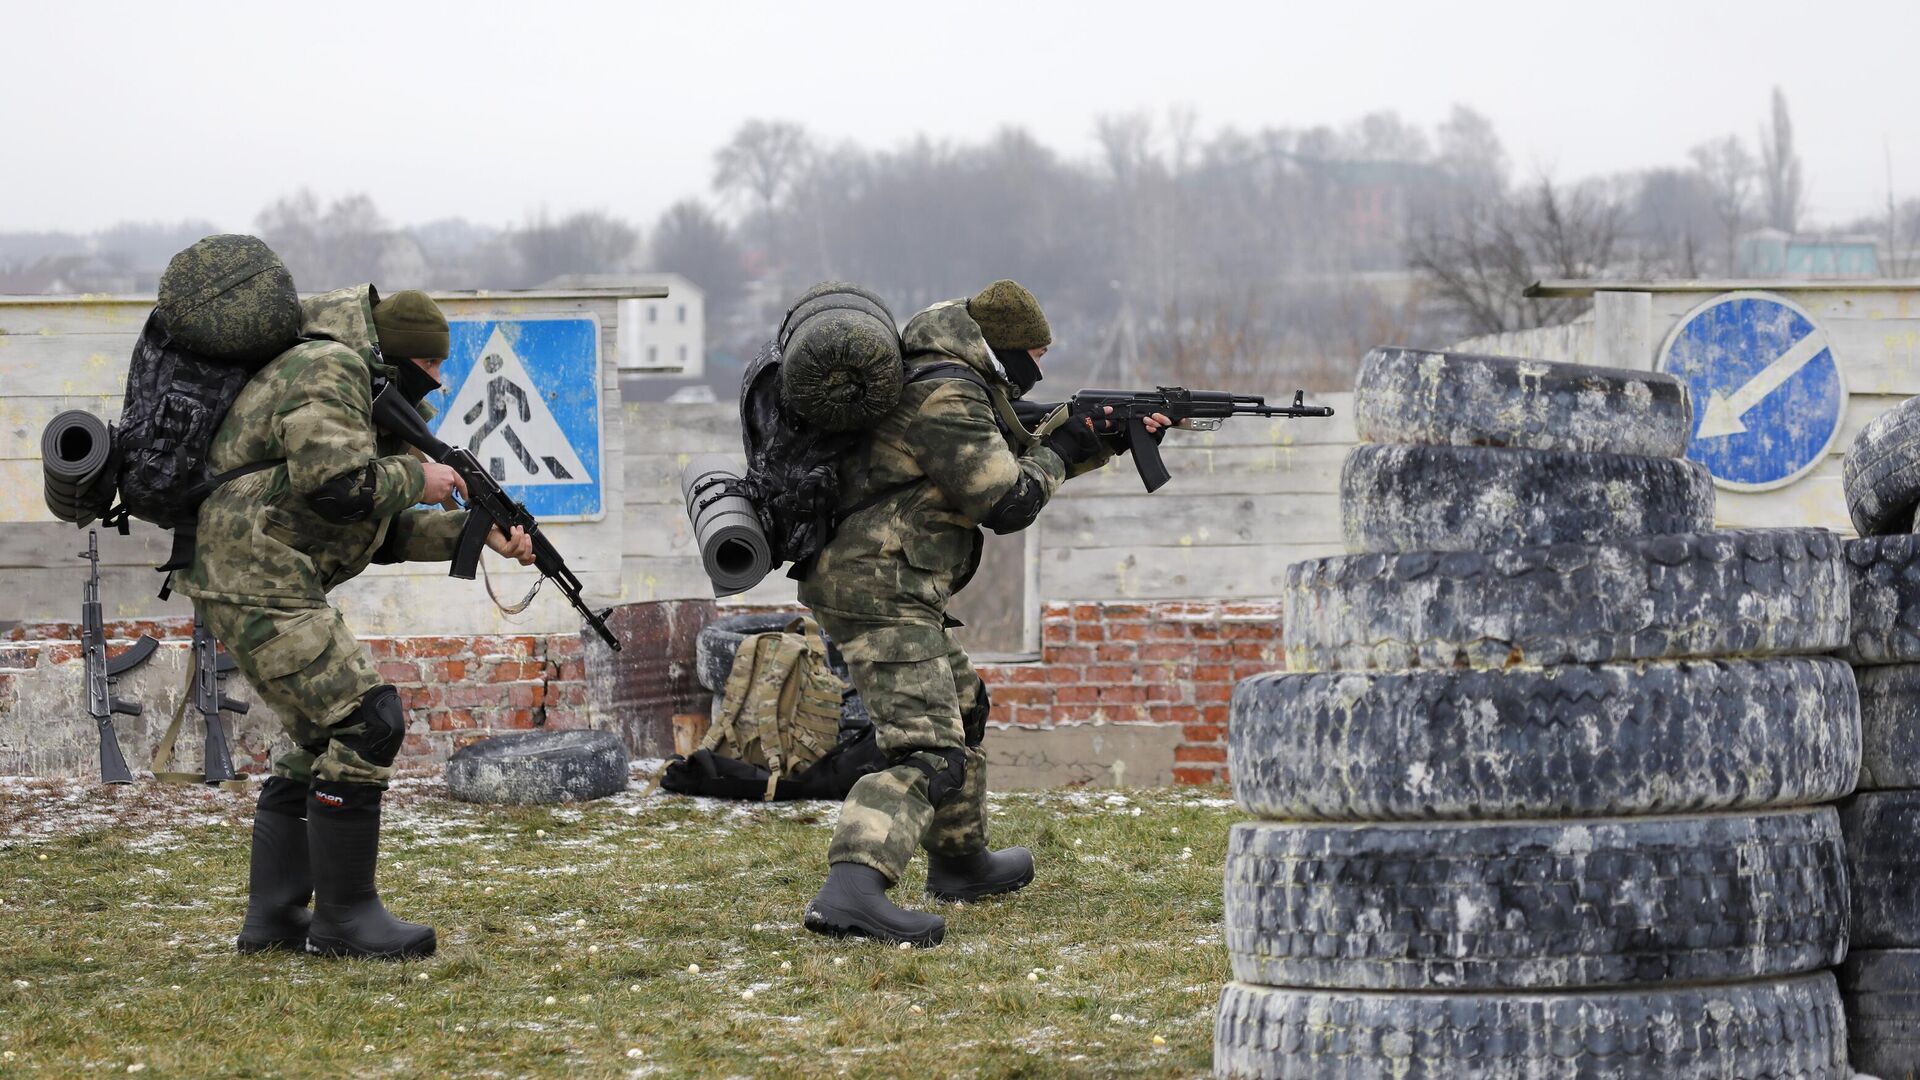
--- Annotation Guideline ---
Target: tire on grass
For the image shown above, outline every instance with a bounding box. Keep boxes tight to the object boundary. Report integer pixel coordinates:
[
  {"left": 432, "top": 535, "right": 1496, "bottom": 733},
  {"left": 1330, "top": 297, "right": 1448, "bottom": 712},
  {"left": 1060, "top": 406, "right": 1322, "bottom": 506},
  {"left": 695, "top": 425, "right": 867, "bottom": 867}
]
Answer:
[
  {"left": 1284, "top": 528, "right": 1848, "bottom": 672},
  {"left": 1230, "top": 658, "right": 1860, "bottom": 821},
  {"left": 1223, "top": 810, "right": 1847, "bottom": 991},
  {"left": 1351, "top": 346, "right": 1693, "bottom": 457},
  {"left": 1840, "top": 949, "right": 1920, "bottom": 1078},
  {"left": 1341, "top": 445, "right": 1714, "bottom": 554},
  {"left": 1841, "top": 790, "right": 1920, "bottom": 949},
  {"left": 444, "top": 729, "right": 629, "bottom": 805},
  {"left": 1843, "top": 534, "right": 1920, "bottom": 665},
  {"left": 1859, "top": 665, "right": 1920, "bottom": 791},
  {"left": 1845, "top": 394, "right": 1920, "bottom": 536},
  {"left": 1212, "top": 975, "right": 1848, "bottom": 1080}
]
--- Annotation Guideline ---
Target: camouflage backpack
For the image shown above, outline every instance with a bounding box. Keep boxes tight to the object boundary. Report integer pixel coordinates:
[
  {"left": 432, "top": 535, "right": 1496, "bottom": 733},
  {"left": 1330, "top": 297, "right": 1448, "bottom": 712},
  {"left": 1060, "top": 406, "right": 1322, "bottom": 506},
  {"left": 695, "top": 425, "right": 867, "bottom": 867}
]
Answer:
[
  {"left": 107, "top": 235, "right": 304, "bottom": 581},
  {"left": 701, "top": 618, "right": 848, "bottom": 800}
]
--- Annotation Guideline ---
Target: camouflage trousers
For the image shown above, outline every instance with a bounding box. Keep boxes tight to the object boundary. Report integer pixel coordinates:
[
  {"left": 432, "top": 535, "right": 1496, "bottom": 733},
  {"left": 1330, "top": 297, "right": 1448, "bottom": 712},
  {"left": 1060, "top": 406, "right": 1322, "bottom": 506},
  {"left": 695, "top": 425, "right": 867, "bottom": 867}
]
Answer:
[
  {"left": 194, "top": 599, "right": 393, "bottom": 787},
  {"left": 810, "top": 605, "right": 990, "bottom": 883}
]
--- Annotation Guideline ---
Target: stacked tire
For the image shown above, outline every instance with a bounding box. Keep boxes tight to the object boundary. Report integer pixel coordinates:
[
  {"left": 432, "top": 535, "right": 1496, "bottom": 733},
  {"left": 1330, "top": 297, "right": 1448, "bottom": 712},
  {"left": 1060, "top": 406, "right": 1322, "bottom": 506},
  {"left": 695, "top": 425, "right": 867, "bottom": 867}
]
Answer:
[
  {"left": 1838, "top": 429, "right": 1920, "bottom": 1075},
  {"left": 1215, "top": 346, "right": 1859, "bottom": 1079}
]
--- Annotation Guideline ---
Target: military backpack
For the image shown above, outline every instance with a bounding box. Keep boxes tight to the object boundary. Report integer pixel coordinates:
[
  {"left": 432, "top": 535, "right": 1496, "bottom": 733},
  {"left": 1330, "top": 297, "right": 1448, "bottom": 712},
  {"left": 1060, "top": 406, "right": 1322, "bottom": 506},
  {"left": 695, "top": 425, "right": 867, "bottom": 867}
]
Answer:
[
  {"left": 697, "top": 617, "right": 850, "bottom": 800},
  {"left": 105, "top": 235, "right": 303, "bottom": 582}
]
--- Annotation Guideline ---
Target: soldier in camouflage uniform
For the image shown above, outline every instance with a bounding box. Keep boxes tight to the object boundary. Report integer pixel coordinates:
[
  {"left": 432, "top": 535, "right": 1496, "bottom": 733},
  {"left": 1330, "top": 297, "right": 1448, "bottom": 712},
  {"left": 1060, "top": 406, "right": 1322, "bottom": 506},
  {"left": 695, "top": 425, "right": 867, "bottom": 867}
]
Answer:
[
  {"left": 172, "top": 285, "right": 534, "bottom": 959},
  {"left": 801, "top": 280, "right": 1167, "bottom": 947}
]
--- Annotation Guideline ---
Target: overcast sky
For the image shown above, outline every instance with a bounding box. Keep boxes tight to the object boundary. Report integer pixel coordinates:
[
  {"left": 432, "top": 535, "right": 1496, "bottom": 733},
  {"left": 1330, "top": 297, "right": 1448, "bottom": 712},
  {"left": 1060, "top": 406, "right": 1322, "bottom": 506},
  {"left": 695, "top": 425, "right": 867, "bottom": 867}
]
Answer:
[{"left": 5, "top": 0, "right": 1917, "bottom": 234}]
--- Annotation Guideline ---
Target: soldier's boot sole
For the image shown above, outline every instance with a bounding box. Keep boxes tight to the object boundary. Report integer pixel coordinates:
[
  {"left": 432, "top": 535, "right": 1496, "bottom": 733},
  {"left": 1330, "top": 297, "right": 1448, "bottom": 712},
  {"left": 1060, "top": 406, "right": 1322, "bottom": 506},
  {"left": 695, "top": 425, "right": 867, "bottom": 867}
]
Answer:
[
  {"left": 236, "top": 778, "right": 314, "bottom": 955},
  {"left": 804, "top": 862, "right": 945, "bottom": 948},
  {"left": 306, "top": 783, "right": 437, "bottom": 961},
  {"left": 926, "top": 846, "right": 1035, "bottom": 904}
]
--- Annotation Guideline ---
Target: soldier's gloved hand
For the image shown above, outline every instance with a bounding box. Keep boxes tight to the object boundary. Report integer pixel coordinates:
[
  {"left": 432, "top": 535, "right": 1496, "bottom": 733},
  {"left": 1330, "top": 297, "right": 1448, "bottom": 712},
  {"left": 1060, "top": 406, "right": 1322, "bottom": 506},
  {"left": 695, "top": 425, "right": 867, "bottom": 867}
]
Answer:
[{"left": 1043, "top": 405, "right": 1109, "bottom": 466}]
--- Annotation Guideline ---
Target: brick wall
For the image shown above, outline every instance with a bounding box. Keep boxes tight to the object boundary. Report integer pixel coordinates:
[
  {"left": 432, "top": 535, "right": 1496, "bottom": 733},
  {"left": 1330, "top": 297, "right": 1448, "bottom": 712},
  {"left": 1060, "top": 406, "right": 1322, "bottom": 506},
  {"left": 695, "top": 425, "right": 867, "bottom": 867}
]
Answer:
[
  {"left": 2, "top": 600, "right": 1280, "bottom": 784},
  {"left": 976, "top": 601, "right": 1283, "bottom": 785}
]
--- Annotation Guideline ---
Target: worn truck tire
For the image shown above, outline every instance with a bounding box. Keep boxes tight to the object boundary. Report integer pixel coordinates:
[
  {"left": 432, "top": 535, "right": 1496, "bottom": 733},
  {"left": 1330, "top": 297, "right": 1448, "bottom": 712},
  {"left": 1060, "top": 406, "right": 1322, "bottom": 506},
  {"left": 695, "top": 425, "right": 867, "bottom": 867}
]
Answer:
[
  {"left": 1230, "top": 659, "right": 1860, "bottom": 821},
  {"left": 1843, "top": 534, "right": 1920, "bottom": 665},
  {"left": 1845, "top": 395, "right": 1920, "bottom": 536},
  {"left": 1859, "top": 665, "right": 1920, "bottom": 790},
  {"left": 444, "top": 730, "right": 629, "bottom": 805},
  {"left": 1842, "top": 790, "right": 1920, "bottom": 949},
  {"left": 1223, "top": 810, "right": 1847, "bottom": 991},
  {"left": 1841, "top": 950, "right": 1920, "bottom": 1078},
  {"left": 695, "top": 613, "right": 870, "bottom": 731},
  {"left": 1351, "top": 346, "right": 1694, "bottom": 457},
  {"left": 1284, "top": 528, "right": 1848, "bottom": 672},
  {"left": 1340, "top": 445, "right": 1714, "bottom": 554},
  {"left": 1213, "top": 975, "right": 1848, "bottom": 1080}
]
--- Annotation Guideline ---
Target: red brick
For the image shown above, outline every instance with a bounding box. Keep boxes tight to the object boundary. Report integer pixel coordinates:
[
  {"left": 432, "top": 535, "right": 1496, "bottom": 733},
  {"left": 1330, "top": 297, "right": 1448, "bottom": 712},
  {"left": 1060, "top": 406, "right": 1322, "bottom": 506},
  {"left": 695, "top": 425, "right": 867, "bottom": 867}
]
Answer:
[
  {"left": 1052, "top": 704, "right": 1108, "bottom": 722},
  {"left": 555, "top": 684, "right": 588, "bottom": 706},
  {"left": 1097, "top": 685, "right": 1148, "bottom": 705},
  {"left": 400, "top": 637, "right": 466, "bottom": 659},
  {"left": 1103, "top": 604, "right": 1150, "bottom": 621},
  {"left": 44, "top": 643, "right": 82, "bottom": 665},
  {"left": 427, "top": 709, "right": 478, "bottom": 731},
  {"left": 500, "top": 708, "right": 539, "bottom": 729},
  {"left": 508, "top": 683, "right": 546, "bottom": 708},
  {"left": 1043, "top": 622, "right": 1073, "bottom": 644},
  {"left": 1139, "top": 643, "right": 1190, "bottom": 662},
  {"left": 1195, "top": 683, "right": 1233, "bottom": 703},
  {"left": 1182, "top": 723, "right": 1227, "bottom": 744},
  {"left": 1167, "top": 705, "right": 1201, "bottom": 723},
  {"left": 1201, "top": 704, "right": 1230, "bottom": 723},
  {"left": 1188, "top": 623, "right": 1221, "bottom": 640},
  {"left": 364, "top": 638, "right": 398, "bottom": 658},
  {"left": 1172, "top": 767, "right": 1216, "bottom": 785},
  {"left": 1002, "top": 665, "right": 1050, "bottom": 685},
  {"left": 1196, "top": 643, "right": 1233, "bottom": 662},
  {"left": 1225, "top": 622, "right": 1281, "bottom": 640},
  {"left": 433, "top": 659, "right": 466, "bottom": 681},
  {"left": 1046, "top": 646, "right": 1093, "bottom": 665},
  {"left": 1055, "top": 685, "right": 1100, "bottom": 705},
  {"left": 556, "top": 660, "right": 586, "bottom": 681},
  {"left": 1144, "top": 682, "right": 1182, "bottom": 702},
  {"left": 1072, "top": 604, "right": 1101, "bottom": 623},
  {"left": 448, "top": 684, "right": 506, "bottom": 708},
  {"left": 546, "top": 636, "right": 584, "bottom": 658},
  {"left": 1046, "top": 665, "right": 1081, "bottom": 685},
  {"left": 1094, "top": 643, "right": 1137, "bottom": 663},
  {"left": 991, "top": 685, "right": 1052, "bottom": 705},
  {"left": 542, "top": 709, "right": 590, "bottom": 730},
  {"left": 1087, "top": 664, "right": 1138, "bottom": 684},
  {"left": 1176, "top": 744, "right": 1228, "bottom": 764},
  {"left": 377, "top": 660, "right": 421, "bottom": 683},
  {"left": 1192, "top": 663, "right": 1232, "bottom": 683},
  {"left": 1105, "top": 622, "right": 1148, "bottom": 642},
  {"left": 451, "top": 731, "right": 493, "bottom": 751},
  {"left": 488, "top": 660, "right": 545, "bottom": 682},
  {"left": 1233, "top": 662, "right": 1278, "bottom": 681},
  {"left": 1233, "top": 642, "right": 1276, "bottom": 661},
  {"left": 0, "top": 646, "right": 40, "bottom": 669},
  {"left": 1150, "top": 621, "right": 1189, "bottom": 641},
  {"left": 1076, "top": 622, "right": 1106, "bottom": 643}
]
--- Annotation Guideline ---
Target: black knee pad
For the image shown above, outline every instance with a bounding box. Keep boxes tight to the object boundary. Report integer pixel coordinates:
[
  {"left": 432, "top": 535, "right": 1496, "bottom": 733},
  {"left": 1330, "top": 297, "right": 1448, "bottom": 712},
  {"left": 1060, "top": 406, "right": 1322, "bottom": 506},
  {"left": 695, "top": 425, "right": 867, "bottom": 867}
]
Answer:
[
  {"left": 895, "top": 747, "right": 968, "bottom": 808},
  {"left": 962, "top": 685, "right": 991, "bottom": 748},
  {"left": 338, "top": 685, "right": 406, "bottom": 767}
]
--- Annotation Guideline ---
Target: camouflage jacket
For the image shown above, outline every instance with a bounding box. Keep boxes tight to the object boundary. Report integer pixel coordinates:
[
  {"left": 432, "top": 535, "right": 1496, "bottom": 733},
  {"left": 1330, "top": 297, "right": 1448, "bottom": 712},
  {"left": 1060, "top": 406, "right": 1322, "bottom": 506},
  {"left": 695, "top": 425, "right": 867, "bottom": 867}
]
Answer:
[
  {"left": 798, "top": 300, "right": 1100, "bottom": 618},
  {"left": 171, "top": 285, "right": 469, "bottom": 608}
]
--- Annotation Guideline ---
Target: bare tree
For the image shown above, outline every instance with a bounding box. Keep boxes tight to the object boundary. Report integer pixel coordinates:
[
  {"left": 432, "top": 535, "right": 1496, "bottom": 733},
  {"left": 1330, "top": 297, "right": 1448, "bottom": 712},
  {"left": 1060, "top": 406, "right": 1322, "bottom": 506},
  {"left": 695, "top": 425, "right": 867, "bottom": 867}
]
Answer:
[
  {"left": 1409, "top": 178, "right": 1621, "bottom": 337},
  {"left": 510, "top": 210, "right": 639, "bottom": 288},
  {"left": 1758, "top": 87, "right": 1806, "bottom": 234},
  {"left": 1436, "top": 105, "right": 1507, "bottom": 199},
  {"left": 649, "top": 199, "right": 745, "bottom": 321},
  {"left": 1689, "top": 136, "right": 1756, "bottom": 272},
  {"left": 1093, "top": 112, "right": 1156, "bottom": 181},
  {"left": 712, "top": 120, "right": 812, "bottom": 218}
]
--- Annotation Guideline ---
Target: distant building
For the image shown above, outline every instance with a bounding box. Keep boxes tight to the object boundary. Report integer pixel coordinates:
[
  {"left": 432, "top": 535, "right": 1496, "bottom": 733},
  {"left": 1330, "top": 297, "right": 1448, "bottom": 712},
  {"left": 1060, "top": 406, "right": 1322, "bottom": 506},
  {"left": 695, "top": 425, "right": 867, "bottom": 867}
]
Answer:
[
  {"left": 1739, "top": 228, "right": 1882, "bottom": 278},
  {"left": 539, "top": 272, "right": 705, "bottom": 377}
]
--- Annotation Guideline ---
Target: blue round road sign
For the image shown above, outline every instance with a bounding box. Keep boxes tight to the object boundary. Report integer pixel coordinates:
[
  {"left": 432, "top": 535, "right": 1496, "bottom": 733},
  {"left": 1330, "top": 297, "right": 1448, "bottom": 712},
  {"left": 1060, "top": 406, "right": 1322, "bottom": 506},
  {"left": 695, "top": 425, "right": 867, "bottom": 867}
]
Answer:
[{"left": 1657, "top": 291, "right": 1847, "bottom": 492}]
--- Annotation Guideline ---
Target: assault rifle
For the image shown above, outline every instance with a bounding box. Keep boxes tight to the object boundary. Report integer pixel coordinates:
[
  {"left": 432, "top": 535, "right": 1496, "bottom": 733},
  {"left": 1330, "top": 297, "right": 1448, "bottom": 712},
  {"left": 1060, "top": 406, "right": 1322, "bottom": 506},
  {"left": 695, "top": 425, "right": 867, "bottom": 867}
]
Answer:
[
  {"left": 369, "top": 380, "right": 620, "bottom": 651},
  {"left": 191, "top": 614, "right": 247, "bottom": 784},
  {"left": 79, "top": 530, "right": 158, "bottom": 784},
  {"left": 1016, "top": 387, "right": 1335, "bottom": 492}
]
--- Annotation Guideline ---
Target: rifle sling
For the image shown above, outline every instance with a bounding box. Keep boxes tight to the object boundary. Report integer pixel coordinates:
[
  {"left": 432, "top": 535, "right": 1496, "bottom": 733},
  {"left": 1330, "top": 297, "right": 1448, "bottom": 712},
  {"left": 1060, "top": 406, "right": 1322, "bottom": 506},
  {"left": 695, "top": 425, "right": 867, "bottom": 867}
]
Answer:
[{"left": 149, "top": 654, "right": 250, "bottom": 791}]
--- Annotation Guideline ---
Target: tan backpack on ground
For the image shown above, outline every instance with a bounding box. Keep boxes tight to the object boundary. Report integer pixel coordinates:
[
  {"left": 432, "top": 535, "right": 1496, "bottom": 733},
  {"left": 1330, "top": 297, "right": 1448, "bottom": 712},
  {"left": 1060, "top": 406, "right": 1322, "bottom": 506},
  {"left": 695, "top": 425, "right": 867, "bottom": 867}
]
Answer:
[{"left": 702, "top": 617, "right": 846, "bottom": 799}]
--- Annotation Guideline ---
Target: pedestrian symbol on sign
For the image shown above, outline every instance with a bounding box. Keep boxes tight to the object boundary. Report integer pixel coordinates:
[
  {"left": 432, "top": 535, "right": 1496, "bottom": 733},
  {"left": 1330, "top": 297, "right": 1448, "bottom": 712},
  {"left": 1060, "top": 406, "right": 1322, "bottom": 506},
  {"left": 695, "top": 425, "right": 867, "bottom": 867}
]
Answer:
[{"left": 424, "top": 316, "right": 604, "bottom": 520}]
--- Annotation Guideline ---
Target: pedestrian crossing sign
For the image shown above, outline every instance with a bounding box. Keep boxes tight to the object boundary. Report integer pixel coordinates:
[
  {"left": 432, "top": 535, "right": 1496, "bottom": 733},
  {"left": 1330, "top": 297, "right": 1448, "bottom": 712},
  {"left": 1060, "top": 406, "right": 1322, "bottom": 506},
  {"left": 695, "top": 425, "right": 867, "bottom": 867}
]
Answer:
[{"left": 422, "top": 315, "right": 604, "bottom": 520}]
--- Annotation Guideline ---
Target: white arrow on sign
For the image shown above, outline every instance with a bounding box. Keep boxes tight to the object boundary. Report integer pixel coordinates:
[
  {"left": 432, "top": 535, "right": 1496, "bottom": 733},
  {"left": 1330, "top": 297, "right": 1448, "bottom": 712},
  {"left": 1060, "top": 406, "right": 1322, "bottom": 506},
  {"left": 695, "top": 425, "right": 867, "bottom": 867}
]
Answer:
[{"left": 1695, "top": 329, "right": 1830, "bottom": 439}]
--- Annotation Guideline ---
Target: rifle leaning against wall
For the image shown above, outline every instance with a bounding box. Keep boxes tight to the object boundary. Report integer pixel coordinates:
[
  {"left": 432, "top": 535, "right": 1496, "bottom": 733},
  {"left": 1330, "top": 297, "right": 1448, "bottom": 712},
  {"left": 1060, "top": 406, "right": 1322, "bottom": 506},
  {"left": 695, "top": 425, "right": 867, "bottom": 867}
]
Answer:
[
  {"left": 151, "top": 615, "right": 250, "bottom": 787},
  {"left": 368, "top": 379, "right": 621, "bottom": 652},
  {"left": 1014, "top": 387, "right": 1336, "bottom": 492},
  {"left": 80, "top": 530, "right": 158, "bottom": 784}
]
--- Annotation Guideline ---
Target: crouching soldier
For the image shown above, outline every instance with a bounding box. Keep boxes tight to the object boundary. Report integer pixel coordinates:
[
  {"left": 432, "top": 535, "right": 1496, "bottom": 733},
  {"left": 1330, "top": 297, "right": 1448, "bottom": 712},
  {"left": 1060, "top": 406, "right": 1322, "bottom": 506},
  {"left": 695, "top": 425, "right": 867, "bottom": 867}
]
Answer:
[
  {"left": 169, "top": 287, "right": 534, "bottom": 959},
  {"left": 800, "top": 280, "right": 1166, "bottom": 947}
]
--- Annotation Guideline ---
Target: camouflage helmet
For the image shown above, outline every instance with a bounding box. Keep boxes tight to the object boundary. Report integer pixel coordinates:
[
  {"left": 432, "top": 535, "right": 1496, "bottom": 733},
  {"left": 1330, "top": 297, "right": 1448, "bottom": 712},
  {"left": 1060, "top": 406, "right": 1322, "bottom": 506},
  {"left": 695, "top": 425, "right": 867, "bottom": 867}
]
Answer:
[{"left": 156, "top": 234, "right": 304, "bottom": 368}]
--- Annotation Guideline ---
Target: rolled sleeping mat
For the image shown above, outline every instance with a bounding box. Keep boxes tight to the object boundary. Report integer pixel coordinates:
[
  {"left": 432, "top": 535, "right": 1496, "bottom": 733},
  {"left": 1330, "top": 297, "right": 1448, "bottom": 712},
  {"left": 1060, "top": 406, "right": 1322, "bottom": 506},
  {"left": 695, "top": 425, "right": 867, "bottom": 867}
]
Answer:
[
  {"left": 777, "top": 282, "right": 904, "bottom": 432},
  {"left": 43, "top": 478, "right": 115, "bottom": 525},
  {"left": 682, "top": 455, "right": 772, "bottom": 597},
  {"left": 41, "top": 410, "right": 114, "bottom": 485}
]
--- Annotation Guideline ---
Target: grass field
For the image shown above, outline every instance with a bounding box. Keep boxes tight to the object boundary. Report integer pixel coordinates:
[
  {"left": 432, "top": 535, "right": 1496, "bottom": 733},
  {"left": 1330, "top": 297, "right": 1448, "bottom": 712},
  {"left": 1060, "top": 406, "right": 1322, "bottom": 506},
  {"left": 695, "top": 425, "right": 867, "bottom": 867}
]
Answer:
[{"left": 0, "top": 772, "right": 1237, "bottom": 1079}]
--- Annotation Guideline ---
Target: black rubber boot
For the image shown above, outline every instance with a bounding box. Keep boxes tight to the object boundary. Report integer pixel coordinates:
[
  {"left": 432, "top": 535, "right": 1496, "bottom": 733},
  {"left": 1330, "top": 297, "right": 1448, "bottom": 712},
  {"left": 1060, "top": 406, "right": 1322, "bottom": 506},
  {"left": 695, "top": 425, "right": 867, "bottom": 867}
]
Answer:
[
  {"left": 804, "top": 863, "right": 945, "bottom": 948},
  {"left": 305, "top": 782, "right": 435, "bottom": 960},
  {"left": 236, "top": 777, "right": 313, "bottom": 954},
  {"left": 926, "top": 846, "right": 1035, "bottom": 903}
]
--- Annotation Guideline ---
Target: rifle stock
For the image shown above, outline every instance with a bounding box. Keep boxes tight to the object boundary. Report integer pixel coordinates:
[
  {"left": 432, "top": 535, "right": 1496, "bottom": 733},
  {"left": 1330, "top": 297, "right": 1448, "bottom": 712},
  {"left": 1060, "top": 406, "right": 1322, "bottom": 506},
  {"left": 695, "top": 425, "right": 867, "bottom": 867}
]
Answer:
[{"left": 80, "top": 530, "right": 156, "bottom": 785}]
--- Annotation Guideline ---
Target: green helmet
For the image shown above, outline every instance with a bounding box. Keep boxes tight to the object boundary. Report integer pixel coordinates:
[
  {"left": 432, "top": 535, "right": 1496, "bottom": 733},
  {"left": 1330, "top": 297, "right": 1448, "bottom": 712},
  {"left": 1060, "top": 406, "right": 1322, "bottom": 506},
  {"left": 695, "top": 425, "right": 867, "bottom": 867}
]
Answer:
[{"left": 156, "top": 234, "right": 303, "bottom": 368}]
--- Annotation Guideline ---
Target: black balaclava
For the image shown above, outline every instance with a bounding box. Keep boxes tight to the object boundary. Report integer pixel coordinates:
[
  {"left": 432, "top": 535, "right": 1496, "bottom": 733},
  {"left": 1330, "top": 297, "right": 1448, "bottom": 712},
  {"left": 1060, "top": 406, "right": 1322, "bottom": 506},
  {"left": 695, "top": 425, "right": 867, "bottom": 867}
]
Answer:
[
  {"left": 993, "top": 346, "right": 1043, "bottom": 398},
  {"left": 395, "top": 358, "right": 442, "bottom": 405}
]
